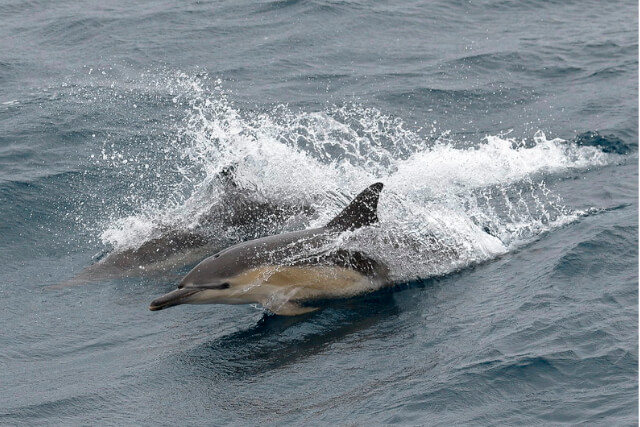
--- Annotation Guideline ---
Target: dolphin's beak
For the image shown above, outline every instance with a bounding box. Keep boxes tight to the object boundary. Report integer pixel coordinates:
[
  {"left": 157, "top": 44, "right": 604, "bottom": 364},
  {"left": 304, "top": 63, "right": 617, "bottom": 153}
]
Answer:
[{"left": 149, "top": 288, "right": 202, "bottom": 311}]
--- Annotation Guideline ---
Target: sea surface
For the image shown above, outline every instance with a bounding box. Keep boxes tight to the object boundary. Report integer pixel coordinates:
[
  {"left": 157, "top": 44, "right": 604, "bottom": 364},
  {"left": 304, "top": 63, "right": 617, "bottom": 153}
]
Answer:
[{"left": 0, "top": 0, "right": 637, "bottom": 425}]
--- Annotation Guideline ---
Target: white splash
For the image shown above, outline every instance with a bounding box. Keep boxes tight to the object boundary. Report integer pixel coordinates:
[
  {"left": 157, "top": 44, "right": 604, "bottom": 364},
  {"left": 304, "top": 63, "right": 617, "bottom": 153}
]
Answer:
[{"left": 94, "top": 72, "right": 616, "bottom": 281}]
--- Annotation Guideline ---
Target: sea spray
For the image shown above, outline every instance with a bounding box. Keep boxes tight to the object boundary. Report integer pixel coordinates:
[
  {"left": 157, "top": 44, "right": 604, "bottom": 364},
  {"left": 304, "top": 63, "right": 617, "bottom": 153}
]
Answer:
[{"left": 87, "top": 72, "right": 618, "bottom": 281}]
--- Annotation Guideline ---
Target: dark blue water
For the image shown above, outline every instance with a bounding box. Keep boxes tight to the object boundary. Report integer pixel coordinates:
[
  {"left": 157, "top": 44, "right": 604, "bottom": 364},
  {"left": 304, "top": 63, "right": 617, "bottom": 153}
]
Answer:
[{"left": 1, "top": 0, "right": 637, "bottom": 425}]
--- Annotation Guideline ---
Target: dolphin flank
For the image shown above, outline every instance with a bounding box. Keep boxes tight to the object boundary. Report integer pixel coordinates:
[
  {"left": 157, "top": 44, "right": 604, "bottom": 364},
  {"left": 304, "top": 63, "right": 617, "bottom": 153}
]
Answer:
[{"left": 149, "top": 183, "right": 389, "bottom": 315}]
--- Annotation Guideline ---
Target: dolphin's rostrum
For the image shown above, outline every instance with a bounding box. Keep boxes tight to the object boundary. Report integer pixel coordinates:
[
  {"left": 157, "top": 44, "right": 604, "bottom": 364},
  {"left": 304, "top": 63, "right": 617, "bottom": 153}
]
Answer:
[{"left": 149, "top": 183, "right": 389, "bottom": 315}]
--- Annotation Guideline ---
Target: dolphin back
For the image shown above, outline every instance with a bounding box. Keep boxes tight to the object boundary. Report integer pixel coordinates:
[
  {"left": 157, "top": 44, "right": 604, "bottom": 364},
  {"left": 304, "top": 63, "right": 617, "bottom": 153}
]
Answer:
[{"left": 326, "top": 183, "right": 383, "bottom": 231}]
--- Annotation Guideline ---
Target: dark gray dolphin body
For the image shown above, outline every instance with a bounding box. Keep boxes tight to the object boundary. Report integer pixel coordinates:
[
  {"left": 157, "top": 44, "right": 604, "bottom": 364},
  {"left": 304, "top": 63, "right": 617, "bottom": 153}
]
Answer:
[
  {"left": 149, "top": 183, "right": 389, "bottom": 315},
  {"left": 53, "top": 166, "right": 315, "bottom": 288}
]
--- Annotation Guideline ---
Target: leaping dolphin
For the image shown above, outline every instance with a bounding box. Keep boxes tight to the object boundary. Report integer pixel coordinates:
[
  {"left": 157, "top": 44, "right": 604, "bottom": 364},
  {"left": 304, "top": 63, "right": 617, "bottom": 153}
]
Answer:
[{"left": 149, "top": 183, "right": 389, "bottom": 315}]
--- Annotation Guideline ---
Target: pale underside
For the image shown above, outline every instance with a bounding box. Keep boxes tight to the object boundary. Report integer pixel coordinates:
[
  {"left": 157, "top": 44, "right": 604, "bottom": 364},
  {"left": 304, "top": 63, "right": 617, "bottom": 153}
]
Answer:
[{"left": 189, "top": 265, "right": 388, "bottom": 315}]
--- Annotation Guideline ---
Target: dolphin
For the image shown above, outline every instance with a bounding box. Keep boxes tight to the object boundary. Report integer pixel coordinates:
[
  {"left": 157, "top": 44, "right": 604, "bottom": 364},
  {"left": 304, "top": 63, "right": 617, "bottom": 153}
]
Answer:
[
  {"left": 52, "top": 165, "right": 315, "bottom": 289},
  {"left": 149, "top": 183, "right": 389, "bottom": 315}
]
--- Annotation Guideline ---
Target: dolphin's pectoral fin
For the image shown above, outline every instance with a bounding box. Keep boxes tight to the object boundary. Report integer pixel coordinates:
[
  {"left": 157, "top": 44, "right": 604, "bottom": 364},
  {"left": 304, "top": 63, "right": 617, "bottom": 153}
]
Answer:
[
  {"left": 326, "top": 182, "right": 383, "bottom": 231},
  {"left": 269, "top": 302, "right": 320, "bottom": 316}
]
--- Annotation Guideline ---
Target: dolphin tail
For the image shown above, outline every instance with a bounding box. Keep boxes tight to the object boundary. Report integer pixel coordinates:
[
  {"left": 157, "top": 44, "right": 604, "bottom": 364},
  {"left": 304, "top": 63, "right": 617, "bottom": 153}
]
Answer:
[{"left": 326, "top": 182, "right": 383, "bottom": 231}]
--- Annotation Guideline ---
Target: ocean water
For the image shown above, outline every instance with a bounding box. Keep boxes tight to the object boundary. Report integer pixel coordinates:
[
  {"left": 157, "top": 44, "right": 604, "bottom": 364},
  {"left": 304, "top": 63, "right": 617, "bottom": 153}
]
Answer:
[{"left": 0, "top": 0, "right": 637, "bottom": 425}]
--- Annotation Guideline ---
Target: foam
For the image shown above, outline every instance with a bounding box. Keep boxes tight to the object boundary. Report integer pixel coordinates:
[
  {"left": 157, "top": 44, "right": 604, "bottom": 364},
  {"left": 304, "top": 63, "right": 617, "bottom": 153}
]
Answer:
[{"left": 94, "top": 72, "right": 616, "bottom": 281}]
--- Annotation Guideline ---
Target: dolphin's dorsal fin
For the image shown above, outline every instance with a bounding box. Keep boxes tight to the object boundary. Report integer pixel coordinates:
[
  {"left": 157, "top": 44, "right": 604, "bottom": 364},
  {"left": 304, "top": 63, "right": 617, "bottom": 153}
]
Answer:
[{"left": 326, "top": 183, "right": 383, "bottom": 231}]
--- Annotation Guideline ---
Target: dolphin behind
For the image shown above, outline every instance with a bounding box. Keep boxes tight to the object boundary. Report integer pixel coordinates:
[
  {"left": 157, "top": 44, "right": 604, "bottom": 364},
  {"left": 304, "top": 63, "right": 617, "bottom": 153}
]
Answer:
[
  {"left": 149, "top": 183, "right": 388, "bottom": 315},
  {"left": 51, "top": 165, "right": 315, "bottom": 289}
]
